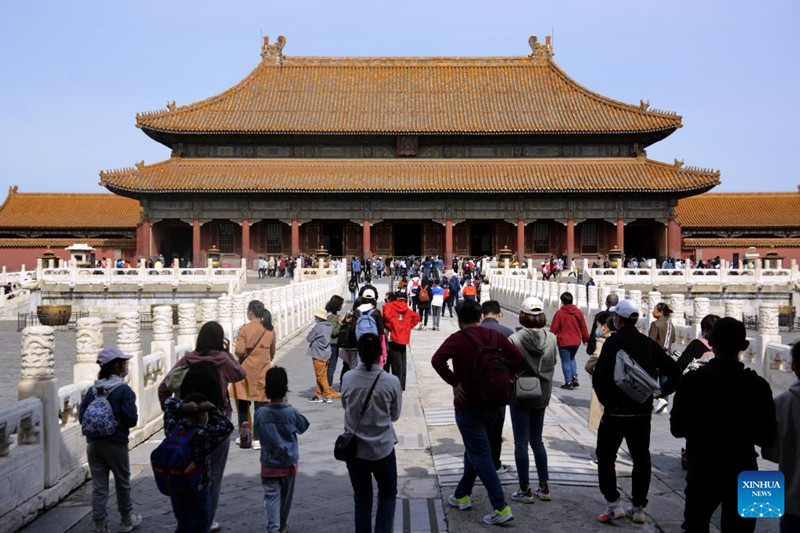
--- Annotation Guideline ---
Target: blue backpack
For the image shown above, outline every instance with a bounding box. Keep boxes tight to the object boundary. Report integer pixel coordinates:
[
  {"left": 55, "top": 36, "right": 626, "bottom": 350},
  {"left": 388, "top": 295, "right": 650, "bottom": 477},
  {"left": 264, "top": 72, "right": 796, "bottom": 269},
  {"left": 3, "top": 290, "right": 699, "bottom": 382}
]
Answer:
[
  {"left": 355, "top": 308, "right": 379, "bottom": 340},
  {"left": 151, "top": 427, "right": 203, "bottom": 496},
  {"left": 81, "top": 388, "right": 118, "bottom": 438}
]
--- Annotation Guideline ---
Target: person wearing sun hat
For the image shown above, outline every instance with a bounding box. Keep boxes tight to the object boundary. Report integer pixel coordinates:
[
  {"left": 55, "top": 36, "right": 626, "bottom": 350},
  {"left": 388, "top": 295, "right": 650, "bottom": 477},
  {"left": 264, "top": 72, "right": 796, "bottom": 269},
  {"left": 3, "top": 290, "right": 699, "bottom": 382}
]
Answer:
[
  {"left": 307, "top": 308, "right": 339, "bottom": 403},
  {"left": 78, "top": 347, "right": 142, "bottom": 533},
  {"left": 671, "top": 317, "right": 776, "bottom": 532},
  {"left": 592, "top": 299, "right": 680, "bottom": 525}
]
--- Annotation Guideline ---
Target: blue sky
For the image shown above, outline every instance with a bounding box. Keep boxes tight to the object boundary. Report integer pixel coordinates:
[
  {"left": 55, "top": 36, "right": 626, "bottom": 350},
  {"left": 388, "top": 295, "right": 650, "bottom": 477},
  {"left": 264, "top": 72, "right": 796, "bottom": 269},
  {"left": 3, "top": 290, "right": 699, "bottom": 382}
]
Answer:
[{"left": 1, "top": 0, "right": 798, "bottom": 193}]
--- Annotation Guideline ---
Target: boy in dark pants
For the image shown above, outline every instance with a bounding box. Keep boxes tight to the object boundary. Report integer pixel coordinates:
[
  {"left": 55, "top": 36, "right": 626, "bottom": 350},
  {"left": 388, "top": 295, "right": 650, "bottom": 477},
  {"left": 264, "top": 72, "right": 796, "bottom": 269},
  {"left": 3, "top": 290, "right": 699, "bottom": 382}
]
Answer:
[
  {"left": 256, "top": 367, "right": 310, "bottom": 533},
  {"left": 163, "top": 394, "right": 234, "bottom": 533}
]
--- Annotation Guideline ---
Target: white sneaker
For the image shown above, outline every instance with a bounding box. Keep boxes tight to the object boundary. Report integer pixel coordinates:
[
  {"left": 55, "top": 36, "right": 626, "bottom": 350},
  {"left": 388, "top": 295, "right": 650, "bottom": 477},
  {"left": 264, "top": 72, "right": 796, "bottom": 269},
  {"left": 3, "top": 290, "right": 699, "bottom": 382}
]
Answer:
[
  {"left": 209, "top": 522, "right": 221, "bottom": 532},
  {"left": 653, "top": 398, "right": 668, "bottom": 414},
  {"left": 629, "top": 505, "right": 646, "bottom": 524},
  {"left": 252, "top": 440, "right": 261, "bottom": 450},
  {"left": 118, "top": 514, "right": 142, "bottom": 532}
]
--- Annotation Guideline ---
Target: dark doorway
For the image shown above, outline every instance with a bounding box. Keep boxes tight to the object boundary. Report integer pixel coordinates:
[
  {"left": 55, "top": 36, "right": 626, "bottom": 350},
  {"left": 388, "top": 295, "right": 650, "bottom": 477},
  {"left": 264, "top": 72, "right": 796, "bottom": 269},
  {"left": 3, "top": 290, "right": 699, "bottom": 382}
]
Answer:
[
  {"left": 624, "top": 221, "right": 660, "bottom": 260},
  {"left": 393, "top": 222, "right": 422, "bottom": 256},
  {"left": 322, "top": 223, "right": 344, "bottom": 256},
  {"left": 155, "top": 221, "right": 192, "bottom": 262},
  {"left": 471, "top": 223, "right": 493, "bottom": 256}
]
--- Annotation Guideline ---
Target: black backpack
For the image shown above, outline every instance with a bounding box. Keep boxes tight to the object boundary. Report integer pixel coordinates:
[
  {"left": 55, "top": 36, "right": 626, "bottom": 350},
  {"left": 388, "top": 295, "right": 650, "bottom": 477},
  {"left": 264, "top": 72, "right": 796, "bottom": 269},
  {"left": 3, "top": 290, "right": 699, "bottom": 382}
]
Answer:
[
  {"left": 338, "top": 312, "right": 358, "bottom": 349},
  {"left": 461, "top": 329, "right": 513, "bottom": 407},
  {"left": 180, "top": 361, "right": 223, "bottom": 409}
]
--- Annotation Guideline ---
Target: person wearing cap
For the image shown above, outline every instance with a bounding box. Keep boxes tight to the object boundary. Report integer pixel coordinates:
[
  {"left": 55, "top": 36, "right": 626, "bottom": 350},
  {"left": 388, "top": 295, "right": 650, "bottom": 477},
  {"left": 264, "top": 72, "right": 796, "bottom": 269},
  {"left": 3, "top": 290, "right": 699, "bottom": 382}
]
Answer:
[
  {"left": 671, "top": 317, "right": 776, "bottom": 533},
  {"left": 592, "top": 299, "right": 680, "bottom": 524},
  {"left": 507, "top": 296, "right": 557, "bottom": 504},
  {"left": 78, "top": 348, "right": 142, "bottom": 533},
  {"left": 358, "top": 275, "right": 377, "bottom": 299},
  {"left": 306, "top": 308, "right": 339, "bottom": 403}
]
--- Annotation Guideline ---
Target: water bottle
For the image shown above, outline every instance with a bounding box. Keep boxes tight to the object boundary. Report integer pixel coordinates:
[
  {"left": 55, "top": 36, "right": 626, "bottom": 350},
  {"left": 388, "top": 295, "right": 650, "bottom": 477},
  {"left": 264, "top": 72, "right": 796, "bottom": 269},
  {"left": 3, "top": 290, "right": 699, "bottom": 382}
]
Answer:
[{"left": 240, "top": 421, "right": 252, "bottom": 449}]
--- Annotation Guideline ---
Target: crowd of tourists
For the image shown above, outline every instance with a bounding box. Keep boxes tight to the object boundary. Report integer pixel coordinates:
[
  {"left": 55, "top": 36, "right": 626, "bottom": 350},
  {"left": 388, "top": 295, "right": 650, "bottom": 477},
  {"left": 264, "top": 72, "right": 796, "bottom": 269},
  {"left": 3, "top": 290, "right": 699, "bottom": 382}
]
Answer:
[{"left": 75, "top": 279, "right": 799, "bottom": 532}]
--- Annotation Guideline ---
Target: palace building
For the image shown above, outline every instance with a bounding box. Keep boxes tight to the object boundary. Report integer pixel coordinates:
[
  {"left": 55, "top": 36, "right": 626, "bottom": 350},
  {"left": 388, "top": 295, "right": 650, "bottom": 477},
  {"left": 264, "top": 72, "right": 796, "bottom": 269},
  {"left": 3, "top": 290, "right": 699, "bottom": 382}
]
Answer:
[
  {"left": 97, "top": 35, "right": 719, "bottom": 266},
  {"left": 6, "top": 36, "right": 796, "bottom": 271}
]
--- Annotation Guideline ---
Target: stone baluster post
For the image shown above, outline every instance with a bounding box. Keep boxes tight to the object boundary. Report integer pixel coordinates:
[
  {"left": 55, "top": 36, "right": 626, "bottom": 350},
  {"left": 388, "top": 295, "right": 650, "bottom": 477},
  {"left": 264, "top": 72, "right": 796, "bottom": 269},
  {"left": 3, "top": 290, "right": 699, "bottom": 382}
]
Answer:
[
  {"left": 669, "top": 293, "right": 686, "bottom": 327},
  {"left": 217, "top": 295, "right": 233, "bottom": 341},
  {"left": 177, "top": 303, "right": 197, "bottom": 351},
  {"left": 231, "top": 293, "right": 247, "bottom": 334},
  {"left": 116, "top": 311, "right": 143, "bottom": 427},
  {"left": 74, "top": 317, "right": 103, "bottom": 383},
  {"left": 566, "top": 282, "right": 577, "bottom": 302},
  {"left": 614, "top": 287, "right": 625, "bottom": 301},
  {"left": 17, "top": 326, "right": 59, "bottom": 486},
  {"left": 629, "top": 289, "right": 642, "bottom": 316},
  {"left": 587, "top": 285, "right": 599, "bottom": 310},
  {"left": 758, "top": 302, "right": 781, "bottom": 376},
  {"left": 724, "top": 299, "right": 744, "bottom": 322},
  {"left": 151, "top": 305, "right": 175, "bottom": 365},
  {"left": 647, "top": 291, "right": 662, "bottom": 326},
  {"left": 557, "top": 282, "right": 567, "bottom": 302},
  {"left": 693, "top": 298, "right": 710, "bottom": 338},
  {"left": 200, "top": 298, "right": 217, "bottom": 324}
]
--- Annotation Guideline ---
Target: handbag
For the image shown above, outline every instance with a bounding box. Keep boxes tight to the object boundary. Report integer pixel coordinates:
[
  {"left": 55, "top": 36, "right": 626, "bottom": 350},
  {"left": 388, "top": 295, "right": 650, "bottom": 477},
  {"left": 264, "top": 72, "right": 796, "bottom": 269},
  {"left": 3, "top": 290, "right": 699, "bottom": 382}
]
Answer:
[
  {"left": 334, "top": 371, "right": 382, "bottom": 462},
  {"left": 512, "top": 375, "right": 543, "bottom": 403}
]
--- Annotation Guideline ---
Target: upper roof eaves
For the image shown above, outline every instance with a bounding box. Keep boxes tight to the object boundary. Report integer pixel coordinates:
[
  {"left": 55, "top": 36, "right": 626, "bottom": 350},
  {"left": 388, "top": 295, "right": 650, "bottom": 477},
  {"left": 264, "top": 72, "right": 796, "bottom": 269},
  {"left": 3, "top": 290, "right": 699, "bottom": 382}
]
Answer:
[{"left": 135, "top": 35, "right": 682, "bottom": 136}]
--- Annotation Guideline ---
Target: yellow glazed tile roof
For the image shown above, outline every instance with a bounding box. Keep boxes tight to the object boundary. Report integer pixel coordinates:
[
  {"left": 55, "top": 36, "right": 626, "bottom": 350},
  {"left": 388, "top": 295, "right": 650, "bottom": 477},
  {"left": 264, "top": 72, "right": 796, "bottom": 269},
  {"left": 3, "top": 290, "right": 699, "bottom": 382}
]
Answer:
[
  {"left": 100, "top": 157, "right": 719, "bottom": 194},
  {"left": 0, "top": 238, "right": 136, "bottom": 249},
  {"left": 135, "top": 39, "right": 681, "bottom": 135},
  {"left": 676, "top": 192, "right": 800, "bottom": 228},
  {"left": 0, "top": 187, "right": 141, "bottom": 229},
  {"left": 683, "top": 238, "right": 800, "bottom": 249}
]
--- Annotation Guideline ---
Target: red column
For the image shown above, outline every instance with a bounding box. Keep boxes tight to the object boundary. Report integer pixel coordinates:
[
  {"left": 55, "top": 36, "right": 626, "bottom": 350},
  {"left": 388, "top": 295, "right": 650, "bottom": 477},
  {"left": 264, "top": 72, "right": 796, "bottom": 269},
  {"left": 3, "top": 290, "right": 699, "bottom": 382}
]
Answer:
[
  {"left": 192, "top": 219, "right": 201, "bottom": 266},
  {"left": 445, "top": 218, "right": 454, "bottom": 267},
  {"left": 566, "top": 218, "right": 575, "bottom": 261},
  {"left": 516, "top": 218, "right": 525, "bottom": 262},
  {"left": 291, "top": 219, "right": 300, "bottom": 256},
  {"left": 136, "top": 219, "right": 150, "bottom": 261},
  {"left": 616, "top": 218, "right": 625, "bottom": 251},
  {"left": 668, "top": 217, "right": 682, "bottom": 259},
  {"left": 241, "top": 218, "right": 250, "bottom": 267},
  {"left": 363, "top": 219, "right": 371, "bottom": 258}
]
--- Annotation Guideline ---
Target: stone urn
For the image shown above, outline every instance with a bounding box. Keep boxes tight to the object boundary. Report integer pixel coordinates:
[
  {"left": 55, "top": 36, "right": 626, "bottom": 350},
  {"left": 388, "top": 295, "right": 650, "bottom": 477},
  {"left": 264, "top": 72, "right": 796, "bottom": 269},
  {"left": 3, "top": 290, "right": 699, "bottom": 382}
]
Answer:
[
  {"left": 37, "top": 305, "right": 72, "bottom": 326},
  {"left": 313, "top": 246, "right": 330, "bottom": 269},
  {"left": 207, "top": 245, "right": 222, "bottom": 268},
  {"left": 498, "top": 245, "right": 514, "bottom": 266}
]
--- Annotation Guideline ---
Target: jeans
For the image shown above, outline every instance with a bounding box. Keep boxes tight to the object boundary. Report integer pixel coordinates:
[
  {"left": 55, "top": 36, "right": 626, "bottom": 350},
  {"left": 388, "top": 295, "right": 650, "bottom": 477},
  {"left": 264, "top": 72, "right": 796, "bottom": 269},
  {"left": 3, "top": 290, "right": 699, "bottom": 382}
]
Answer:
[
  {"left": 596, "top": 414, "right": 651, "bottom": 507},
  {"left": 384, "top": 342, "right": 407, "bottom": 391},
  {"left": 312, "top": 358, "right": 334, "bottom": 398},
  {"left": 558, "top": 345, "right": 579, "bottom": 384},
  {"left": 237, "top": 400, "right": 268, "bottom": 439},
  {"left": 170, "top": 486, "right": 211, "bottom": 533},
  {"left": 509, "top": 405, "right": 548, "bottom": 488},
  {"left": 445, "top": 296, "right": 454, "bottom": 317},
  {"left": 454, "top": 409, "right": 507, "bottom": 511},
  {"left": 347, "top": 449, "right": 397, "bottom": 533},
  {"left": 419, "top": 304, "right": 430, "bottom": 326},
  {"left": 209, "top": 437, "right": 230, "bottom": 521},
  {"left": 432, "top": 305, "right": 442, "bottom": 329},
  {"left": 328, "top": 345, "right": 339, "bottom": 389},
  {"left": 87, "top": 440, "right": 133, "bottom": 524},
  {"left": 262, "top": 475, "right": 296, "bottom": 533}
]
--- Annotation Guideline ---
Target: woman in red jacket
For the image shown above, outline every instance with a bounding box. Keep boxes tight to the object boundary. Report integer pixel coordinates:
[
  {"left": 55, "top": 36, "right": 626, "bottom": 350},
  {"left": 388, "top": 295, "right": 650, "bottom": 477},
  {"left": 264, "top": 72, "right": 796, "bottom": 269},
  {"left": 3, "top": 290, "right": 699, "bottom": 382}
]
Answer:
[
  {"left": 550, "top": 292, "right": 589, "bottom": 390},
  {"left": 382, "top": 291, "right": 420, "bottom": 390}
]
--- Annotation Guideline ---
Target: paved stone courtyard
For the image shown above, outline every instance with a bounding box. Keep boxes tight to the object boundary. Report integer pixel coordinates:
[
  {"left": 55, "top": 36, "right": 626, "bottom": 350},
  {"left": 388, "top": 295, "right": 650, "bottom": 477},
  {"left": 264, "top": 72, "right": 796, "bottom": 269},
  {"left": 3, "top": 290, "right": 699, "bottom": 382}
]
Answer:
[{"left": 16, "top": 279, "right": 779, "bottom": 532}]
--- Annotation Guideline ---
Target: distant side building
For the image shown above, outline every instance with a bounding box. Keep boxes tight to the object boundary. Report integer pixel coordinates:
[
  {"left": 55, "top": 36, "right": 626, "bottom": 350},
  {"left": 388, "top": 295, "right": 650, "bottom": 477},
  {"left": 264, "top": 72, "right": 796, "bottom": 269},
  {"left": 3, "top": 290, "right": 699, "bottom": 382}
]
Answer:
[{"left": 0, "top": 187, "right": 140, "bottom": 269}]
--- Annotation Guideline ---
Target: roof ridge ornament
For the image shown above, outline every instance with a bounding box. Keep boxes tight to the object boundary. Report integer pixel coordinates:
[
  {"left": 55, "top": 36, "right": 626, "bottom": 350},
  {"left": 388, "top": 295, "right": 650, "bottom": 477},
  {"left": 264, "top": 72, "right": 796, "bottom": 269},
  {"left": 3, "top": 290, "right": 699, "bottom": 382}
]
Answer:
[
  {"left": 262, "top": 35, "right": 286, "bottom": 65},
  {"left": 634, "top": 146, "right": 647, "bottom": 161},
  {"left": 166, "top": 101, "right": 176, "bottom": 111},
  {"left": 674, "top": 158, "right": 684, "bottom": 168},
  {"left": 639, "top": 100, "right": 650, "bottom": 111},
  {"left": 528, "top": 35, "right": 553, "bottom": 61},
  {"left": 135, "top": 160, "right": 145, "bottom": 170}
]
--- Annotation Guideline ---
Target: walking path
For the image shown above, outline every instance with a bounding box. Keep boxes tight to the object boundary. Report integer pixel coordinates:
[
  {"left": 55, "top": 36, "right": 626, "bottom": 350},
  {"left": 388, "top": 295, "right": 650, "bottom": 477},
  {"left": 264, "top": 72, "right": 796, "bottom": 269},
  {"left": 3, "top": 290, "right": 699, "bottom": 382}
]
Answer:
[{"left": 23, "top": 279, "right": 775, "bottom": 532}]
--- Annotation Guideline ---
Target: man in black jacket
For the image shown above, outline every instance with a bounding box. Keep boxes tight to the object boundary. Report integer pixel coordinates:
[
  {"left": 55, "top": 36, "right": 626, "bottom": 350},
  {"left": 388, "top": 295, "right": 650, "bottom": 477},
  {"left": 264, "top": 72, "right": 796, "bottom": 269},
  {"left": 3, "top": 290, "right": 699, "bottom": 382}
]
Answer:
[
  {"left": 670, "top": 317, "right": 776, "bottom": 533},
  {"left": 592, "top": 300, "right": 680, "bottom": 524},
  {"left": 587, "top": 293, "right": 619, "bottom": 356}
]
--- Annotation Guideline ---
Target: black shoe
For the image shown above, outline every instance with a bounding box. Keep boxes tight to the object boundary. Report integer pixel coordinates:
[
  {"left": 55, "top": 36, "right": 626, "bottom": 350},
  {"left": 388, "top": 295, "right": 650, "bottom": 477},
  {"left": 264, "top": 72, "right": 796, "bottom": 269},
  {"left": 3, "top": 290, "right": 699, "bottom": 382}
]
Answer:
[
  {"left": 560, "top": 382, "right": 574, "bottom": 390},
  {"left": 572, "top": 376, "right": 580, "bottom": 388},
  {"left": 681, "top": 448, "right": 688, "bottom": 470}
]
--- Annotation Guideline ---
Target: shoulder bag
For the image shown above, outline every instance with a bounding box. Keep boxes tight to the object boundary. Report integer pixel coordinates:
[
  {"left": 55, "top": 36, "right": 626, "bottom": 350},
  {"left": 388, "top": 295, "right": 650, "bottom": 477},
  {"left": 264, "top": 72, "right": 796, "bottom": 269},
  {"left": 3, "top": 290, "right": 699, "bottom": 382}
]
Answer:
[
  {"left": 240, "top": 326, "right": 269, "bottom": 362},
  {"left": 334, "top": 371, "right": 382, "bottom": 462}
]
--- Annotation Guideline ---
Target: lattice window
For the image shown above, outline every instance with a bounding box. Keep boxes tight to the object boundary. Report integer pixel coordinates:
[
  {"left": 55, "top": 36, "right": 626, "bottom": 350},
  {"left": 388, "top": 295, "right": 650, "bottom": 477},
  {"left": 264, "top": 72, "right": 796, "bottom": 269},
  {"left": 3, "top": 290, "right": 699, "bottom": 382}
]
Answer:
[
  {"left": 218, "top": 222, "right": 235, "bottom": 253},
  {"left": 533, "top": 223, "right": 549, "bottom": 254},
  {"left": 266, "top": 223, "right": 282, "bottom": 254},
  {"left": 581, "top": 222, "right": 598, "bottom": 254}
]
